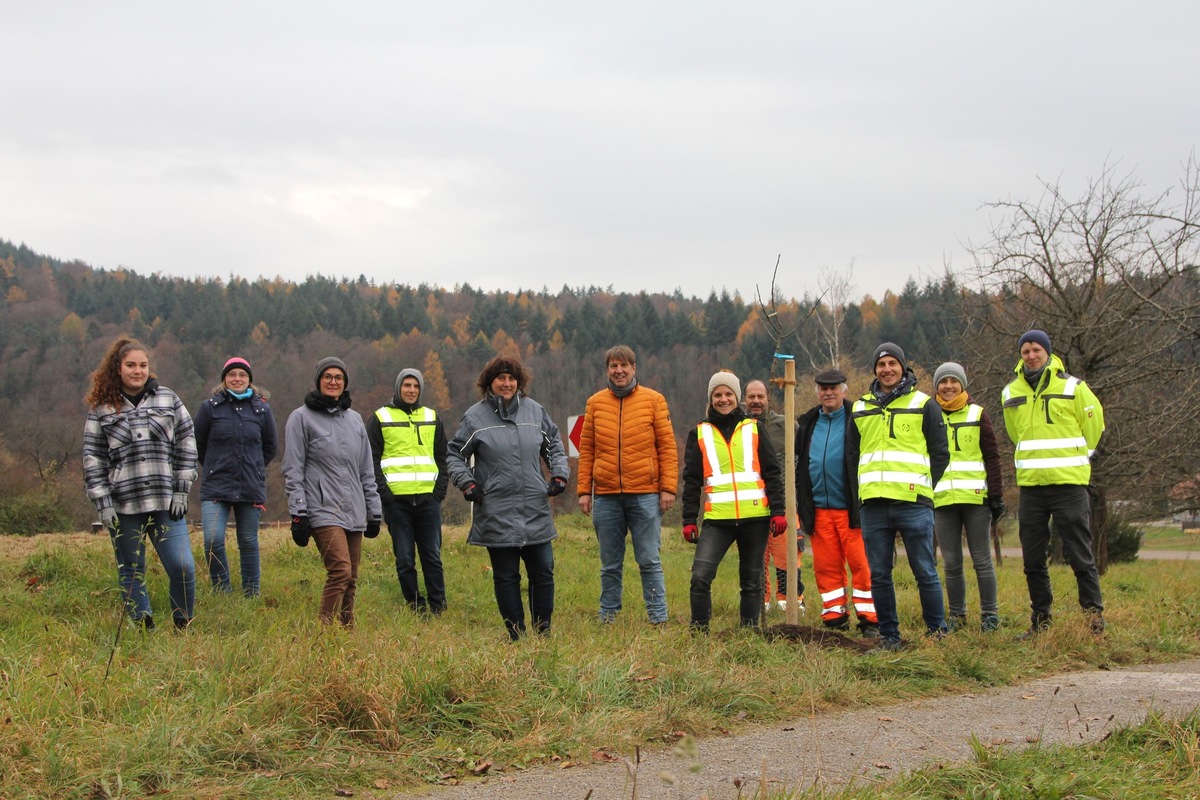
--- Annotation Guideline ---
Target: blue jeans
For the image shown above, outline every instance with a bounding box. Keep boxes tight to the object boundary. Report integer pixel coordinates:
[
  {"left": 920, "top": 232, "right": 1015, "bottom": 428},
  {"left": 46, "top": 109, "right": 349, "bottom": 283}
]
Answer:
[
  {"left": 594, "top": 493, "right": 667, "bottom": 623},
  {"left": 689, "top": 519, "right": 769, "bottom": 629},
  {"left": 201, "top": 500, "right": 262, "bottom": 597},
  {"left": 487, "top": 542, "right": 554, "bottom": 641},
  {"left": 860, "top": 502, "right": 945, "bottom": 641},
  {"left": 384, "top": 494, "right": 446, "bottom": 611},
  {"left": 110, "top": 510, "right": 196, "bottom": 623}
]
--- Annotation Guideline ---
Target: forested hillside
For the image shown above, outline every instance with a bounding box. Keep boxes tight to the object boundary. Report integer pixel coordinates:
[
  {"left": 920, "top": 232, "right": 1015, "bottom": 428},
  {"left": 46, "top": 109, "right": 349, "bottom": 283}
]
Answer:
[{"left": 0, "top": 238, "right": 972, "bottom": 530}]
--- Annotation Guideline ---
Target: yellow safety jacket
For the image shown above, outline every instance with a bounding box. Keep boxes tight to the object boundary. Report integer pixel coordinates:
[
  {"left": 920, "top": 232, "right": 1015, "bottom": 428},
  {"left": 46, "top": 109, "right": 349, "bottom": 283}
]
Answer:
[
  {"left": 375, "top": 406, "right": 439, "bottom": 496},
  {"left": 698, "top": 419, "right": 769, "bottom": 520},
  {"left": 1001, "top": 354, "right": 1104, "bottom": 487},
  {"left": 933, "top": 403, "right": 987, "bottom": 507},
  {"left": 852, "top": 389, "right": 935, "bottom": 503}
]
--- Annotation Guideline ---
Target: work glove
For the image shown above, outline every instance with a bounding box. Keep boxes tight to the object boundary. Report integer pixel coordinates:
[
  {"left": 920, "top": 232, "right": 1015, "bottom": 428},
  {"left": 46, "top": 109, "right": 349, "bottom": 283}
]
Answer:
[
  {"left": 462, "top": 483, "right": 482, "bottom": 503},
  {"left": 364, "top": 518, "right": 382, "bottom": 539},
  {"left": 989, "top": 499, "right": 1007, "bottom": 524},
  {"left": 99, "top": 506, "right": 118, "bottom": 531},
  {"left": 169, "top": 492, "right": 189, "bottom": 521},
  {"left": 769, "top": 515, "right": 788, "bottom": 536},
  {"left": 291, "top": 515, "right": 312, "bottom": 547},
  {"left": 547, "top": 477, "right": 567, "bottom": 497},
  {"left": 682, "top": 524, "right": 699, "bottom": 544}
]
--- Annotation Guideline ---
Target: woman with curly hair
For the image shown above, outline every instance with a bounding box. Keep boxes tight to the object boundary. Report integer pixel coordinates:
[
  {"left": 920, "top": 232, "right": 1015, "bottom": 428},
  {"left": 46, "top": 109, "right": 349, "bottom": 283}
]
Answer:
[
  {"left": 83, "top": 337, "right": 198, "bottom": 630},
  {"left": 446, "top": 355, "right": 569, "bottom": 640}
]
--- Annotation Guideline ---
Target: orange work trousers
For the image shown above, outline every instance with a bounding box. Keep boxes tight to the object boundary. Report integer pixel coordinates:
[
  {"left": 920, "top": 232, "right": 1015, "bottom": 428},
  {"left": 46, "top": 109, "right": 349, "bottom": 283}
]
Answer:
[
  {"left": 763, "top": 529, "right": 804, "bottom": 603},
  {"left": 810, "top": 508, "right": 876, "bottom": 626}
]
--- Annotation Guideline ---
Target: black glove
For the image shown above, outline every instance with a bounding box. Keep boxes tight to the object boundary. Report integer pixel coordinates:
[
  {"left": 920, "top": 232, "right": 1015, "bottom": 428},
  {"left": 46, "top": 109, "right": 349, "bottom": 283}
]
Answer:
[
  {"left": 364, "top": 518, "right": 382, "bottom": 539},
  {"left": 547, "top": 477, "right": 567, "bottom": 497},
  {"left": 291, "top": 515, "right": 312, "bottom": 547},
  {"left": 989, "top": 499, "right": 1007, "bottom": 524},
  {"left": 462, "top": 483, "right": 481, "bottom": 503},
  {"left": 797, "top": 532, "right": 806, "bottom": 554}
]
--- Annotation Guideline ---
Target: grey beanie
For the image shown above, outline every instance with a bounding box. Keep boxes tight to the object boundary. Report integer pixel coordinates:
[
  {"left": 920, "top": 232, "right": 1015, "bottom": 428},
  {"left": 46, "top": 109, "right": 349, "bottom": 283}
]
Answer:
[
  {"left": 872, "top": 342, "right": 907, "bottom": 373},
  {"left": 394, "top": 368, "right": 424, "bottom": 401},
  {"left": 707, "top": 371, "right": 741, "bottom": 403},
  {"left": 314, "top": 356, "right": 349, "bottom": 389},
  {"left": 933, "top": 362, "right": 968, "bottom": 389}
]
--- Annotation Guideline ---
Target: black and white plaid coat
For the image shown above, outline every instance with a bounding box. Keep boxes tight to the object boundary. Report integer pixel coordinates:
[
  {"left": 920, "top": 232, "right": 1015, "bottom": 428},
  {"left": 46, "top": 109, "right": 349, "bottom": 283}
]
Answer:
[{"left": 83, "top": 379, "right": 198, "bottom": 515}]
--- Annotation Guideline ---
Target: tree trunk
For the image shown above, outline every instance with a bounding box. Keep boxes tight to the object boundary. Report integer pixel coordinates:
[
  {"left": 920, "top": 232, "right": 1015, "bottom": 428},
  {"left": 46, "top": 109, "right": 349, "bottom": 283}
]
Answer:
[{"left": 1090, "top": 483, "right": 1108, "bottom": 575}]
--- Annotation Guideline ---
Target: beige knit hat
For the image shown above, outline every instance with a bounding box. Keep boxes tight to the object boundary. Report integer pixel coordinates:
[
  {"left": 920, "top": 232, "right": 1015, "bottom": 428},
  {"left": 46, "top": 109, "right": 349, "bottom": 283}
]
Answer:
[{"left": 707, "top": 371, "right": 741, "bottom": 403}]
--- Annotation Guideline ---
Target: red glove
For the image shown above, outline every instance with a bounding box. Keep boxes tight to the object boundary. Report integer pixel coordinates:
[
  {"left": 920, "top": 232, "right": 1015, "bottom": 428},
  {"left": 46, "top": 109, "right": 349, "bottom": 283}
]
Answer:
[
  {"left": 770, "top": 515, "right": 788, "bottom": 536},
  {"left": 682, "top": 524, "right": 699, "bottom": 544}
]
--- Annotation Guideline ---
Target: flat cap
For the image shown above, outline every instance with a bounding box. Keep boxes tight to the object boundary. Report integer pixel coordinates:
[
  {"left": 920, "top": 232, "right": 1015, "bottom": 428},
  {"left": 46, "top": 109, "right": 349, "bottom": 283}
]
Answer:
[{"left": 813, "top": 368, "right": 847, "bottom": 385}]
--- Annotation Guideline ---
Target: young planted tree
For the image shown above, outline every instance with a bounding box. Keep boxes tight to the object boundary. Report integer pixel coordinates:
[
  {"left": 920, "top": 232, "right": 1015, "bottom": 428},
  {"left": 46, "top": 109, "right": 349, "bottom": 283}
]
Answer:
[{"left": 968, "top": 158, "right": 1200, "bottom": 569}]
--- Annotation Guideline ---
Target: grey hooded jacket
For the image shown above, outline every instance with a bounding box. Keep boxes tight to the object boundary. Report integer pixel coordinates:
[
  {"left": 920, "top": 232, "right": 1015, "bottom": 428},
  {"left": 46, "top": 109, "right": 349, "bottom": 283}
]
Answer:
[
  {"left": 446, "top": 392, "right": 569, "bottom": 548},
  {"left": 283, "top": 401, "right": 382, "bottom": 530}
]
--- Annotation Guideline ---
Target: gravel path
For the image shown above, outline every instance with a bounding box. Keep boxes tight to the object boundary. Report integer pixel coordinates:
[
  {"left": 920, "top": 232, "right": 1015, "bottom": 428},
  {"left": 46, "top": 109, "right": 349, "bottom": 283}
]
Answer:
[{"left": 400, "top": 658, "right": 1200, "bottom": 799}]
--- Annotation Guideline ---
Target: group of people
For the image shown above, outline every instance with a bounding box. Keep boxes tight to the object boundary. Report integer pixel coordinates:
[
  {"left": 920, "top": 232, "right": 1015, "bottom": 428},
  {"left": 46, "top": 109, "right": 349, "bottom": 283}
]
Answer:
[{"left": 81, "top": 329, "right": 1106, "bottom": 646}]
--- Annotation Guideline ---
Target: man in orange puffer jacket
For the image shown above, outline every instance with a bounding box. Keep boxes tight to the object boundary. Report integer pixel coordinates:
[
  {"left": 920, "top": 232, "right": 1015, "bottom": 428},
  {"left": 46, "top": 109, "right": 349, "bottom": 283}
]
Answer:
[{"left": 578, "top": 345, "right": 679, "bottom": 625}]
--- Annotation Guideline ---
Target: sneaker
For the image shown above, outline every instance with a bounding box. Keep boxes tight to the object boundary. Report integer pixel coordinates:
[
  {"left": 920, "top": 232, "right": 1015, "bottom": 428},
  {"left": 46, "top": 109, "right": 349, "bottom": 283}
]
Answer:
[
  {"left": 876, "top": 637, "right": 907, "bottom": 652},
  {"left": 925, "top": 627, "right": 948, "bottom": 641},
  {"left": 946, "top": 614, "right": 967, "bottom": 632},
  {"left": 1088, "top": 611, "right": 1106, "bottom": 635},
  {"left": 860, "top": 623, "right": 881, "bottom": 640},
  {"left": 981, "top": 614, "right": 1000, "bottom": 633}
]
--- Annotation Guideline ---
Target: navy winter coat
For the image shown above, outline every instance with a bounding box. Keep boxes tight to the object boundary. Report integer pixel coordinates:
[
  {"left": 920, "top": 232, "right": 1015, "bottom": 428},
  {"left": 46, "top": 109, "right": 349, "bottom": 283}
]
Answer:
[{"left": 194, "top": 389, "right": 278, "bottom": 504}]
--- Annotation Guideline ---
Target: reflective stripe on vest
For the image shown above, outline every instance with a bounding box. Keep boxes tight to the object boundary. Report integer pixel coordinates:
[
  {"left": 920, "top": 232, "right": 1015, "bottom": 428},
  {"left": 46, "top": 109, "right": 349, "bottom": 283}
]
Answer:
[
  {"left": 934, "top": 403, "right": 988, "bottom": 507},
  {"left": 698, "top": 419, "right": 769, "bottom": 520},
  {"left": 853, "top": 391, "right": 934, "bottom": 502},
  {"left": 376, "top": 406, "right": 438, "bottom": 494}
]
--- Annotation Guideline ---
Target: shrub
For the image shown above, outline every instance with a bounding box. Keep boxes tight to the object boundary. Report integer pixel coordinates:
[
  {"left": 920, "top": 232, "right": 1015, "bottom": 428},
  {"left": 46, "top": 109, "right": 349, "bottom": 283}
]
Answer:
[
  {"left": 1107, "top": 516, "right": 1144, "bottom": 563},
  {"left": 0, "top": 490, "right": 75, "bottom": 536}
]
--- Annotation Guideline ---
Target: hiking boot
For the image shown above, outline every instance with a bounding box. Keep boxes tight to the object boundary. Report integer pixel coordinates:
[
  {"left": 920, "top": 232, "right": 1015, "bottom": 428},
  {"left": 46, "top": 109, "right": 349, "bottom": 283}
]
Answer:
[
  {"left": 1088, "top": 610, "right": 1106, "bottom": 635},
  {"left": 946, "top": 614, "right": 967, "bottom": 632},
  {"left": 980, "top": 614, "right": 1000, "bottom": 633},
  {"left": 824, "top": 614, "right": 851, "bottom": 632},
  {"left": 860, "top": 623, "right": 881, "bottom": 640},
  {"left": 1016, "top": 619, "right": 1052, "bottom": 641},
  {"left": 876, "top": 637, "right": 907, "bottom": 652},
  {"left": 173, "top": 616, "right": 192, "bottom": 632}
]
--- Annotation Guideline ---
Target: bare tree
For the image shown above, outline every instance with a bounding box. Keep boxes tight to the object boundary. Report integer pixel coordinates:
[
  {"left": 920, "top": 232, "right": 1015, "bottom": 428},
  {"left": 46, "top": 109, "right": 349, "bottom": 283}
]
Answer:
[
  {"left": 968, "top": 157, "right": 1200, "bottom": 568},
  {"left": 799, "top": 263, "right": 856, "bottom": 371}
]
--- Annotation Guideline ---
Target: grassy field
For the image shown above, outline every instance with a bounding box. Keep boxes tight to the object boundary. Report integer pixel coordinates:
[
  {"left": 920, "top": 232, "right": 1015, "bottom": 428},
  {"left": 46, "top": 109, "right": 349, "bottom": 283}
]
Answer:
[
  {"left": 2, "top": 514, "right": 1199, "bottom": 799},
  {"left": 1138, "top": 521, "right": 1200, "bottom": 552}
]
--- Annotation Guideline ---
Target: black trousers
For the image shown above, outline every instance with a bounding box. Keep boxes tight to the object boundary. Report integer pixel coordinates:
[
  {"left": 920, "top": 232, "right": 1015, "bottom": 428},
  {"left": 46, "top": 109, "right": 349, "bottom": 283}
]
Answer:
[{"left": 1018, "top": 484, "right": 1104, "bottom": 626}]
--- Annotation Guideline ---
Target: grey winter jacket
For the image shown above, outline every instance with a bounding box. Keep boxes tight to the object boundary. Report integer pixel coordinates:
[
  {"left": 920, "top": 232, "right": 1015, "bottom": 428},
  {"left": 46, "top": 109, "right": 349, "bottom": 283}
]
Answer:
[
  {"left": 446, "top": 392, "right": 569, "bottom": 548},
  {"left": 283, "top": 400, "right": 381, "bottom": 531}
]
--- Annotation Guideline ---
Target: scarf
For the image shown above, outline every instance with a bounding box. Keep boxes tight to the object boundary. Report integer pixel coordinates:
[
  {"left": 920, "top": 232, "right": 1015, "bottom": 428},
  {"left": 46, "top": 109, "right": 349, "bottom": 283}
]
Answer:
[
  {"left": 607, "top": 376, "right": 638, "bottom": 398},
  {"left": 870, "top": 370, "right": 915, "bottom": 408},
  {"left": 225, "top": 387, "right": 254, "bottom": 401},
  {"left": 304, "top": 389, "right": 352, "bottom": 412},
  {"left": 1023, "top": 365, "right": 1047, "bottom": 388},
  {"left": 936, "top": 390, "right": 970, "bottom": 413}
]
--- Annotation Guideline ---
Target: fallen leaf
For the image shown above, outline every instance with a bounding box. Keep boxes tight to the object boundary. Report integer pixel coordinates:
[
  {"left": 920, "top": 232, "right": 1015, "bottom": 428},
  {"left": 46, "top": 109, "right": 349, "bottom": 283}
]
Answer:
[
  {"left": 472, "top": 760, "right": 492, "bottom": 775},
  {"left": 1021, "top": 695, "right": 1037, "bottom": 700},
  {"left": 373, "top": 779, "right": 390, "bottom": 789},
  {"left": 592, "top": 750, "right": 618, "bottom": 762},
  {"left": 878, "top": 716, "right": 894, "bottom": 722},
  {"left": 334, "top": 789, "right": 354, "bottom": 797},
  {"left": 873, "top": 762, "right": 893, "bottom": 770}
]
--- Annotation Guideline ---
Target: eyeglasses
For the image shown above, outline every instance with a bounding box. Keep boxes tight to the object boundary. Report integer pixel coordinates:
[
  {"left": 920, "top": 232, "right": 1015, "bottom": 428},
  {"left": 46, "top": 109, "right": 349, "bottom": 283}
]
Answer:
[{"left": 321, "top": 374, "right": 345, "bottom": 384}]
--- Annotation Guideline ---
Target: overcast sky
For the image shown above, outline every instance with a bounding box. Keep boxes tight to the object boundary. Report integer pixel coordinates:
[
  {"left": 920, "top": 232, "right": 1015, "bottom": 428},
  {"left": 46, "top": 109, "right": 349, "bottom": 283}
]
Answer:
[{"left": 3, "top": 2, "right": 1197, "bottom": 302}]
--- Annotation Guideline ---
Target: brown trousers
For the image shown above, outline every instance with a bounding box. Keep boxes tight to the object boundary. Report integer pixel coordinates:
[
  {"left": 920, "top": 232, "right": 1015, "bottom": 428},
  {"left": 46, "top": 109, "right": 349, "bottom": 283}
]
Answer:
[{"left": 312, "top": 525, "right": 363, "bottom": 626}]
